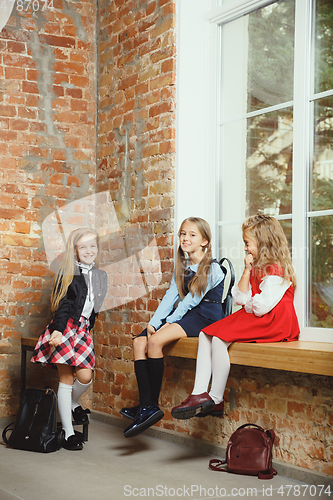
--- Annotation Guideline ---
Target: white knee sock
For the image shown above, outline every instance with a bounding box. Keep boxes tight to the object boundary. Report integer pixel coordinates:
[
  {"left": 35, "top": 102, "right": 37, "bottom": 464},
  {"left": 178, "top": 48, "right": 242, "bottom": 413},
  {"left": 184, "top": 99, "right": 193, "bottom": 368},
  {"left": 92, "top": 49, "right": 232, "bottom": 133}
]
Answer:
[
  {"left": 192, "top": 332, "right": 213, "bottom": 395},
  {"left": 58, "top": 382, "right": 74, "bottom": 440},
  {"left": 71, "top": 379, "right": 91, "bottom": 411},
  {"left": 209, "top": 337, "right": 231, "bottom": 404}
]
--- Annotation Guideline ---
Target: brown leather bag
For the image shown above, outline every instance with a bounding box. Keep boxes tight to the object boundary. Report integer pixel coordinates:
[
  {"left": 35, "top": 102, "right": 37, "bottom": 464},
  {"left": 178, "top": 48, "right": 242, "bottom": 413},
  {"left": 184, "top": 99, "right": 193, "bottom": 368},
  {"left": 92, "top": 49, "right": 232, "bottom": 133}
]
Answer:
[{"left": 209, "top": 423, "right": 277, "bottom": 480}]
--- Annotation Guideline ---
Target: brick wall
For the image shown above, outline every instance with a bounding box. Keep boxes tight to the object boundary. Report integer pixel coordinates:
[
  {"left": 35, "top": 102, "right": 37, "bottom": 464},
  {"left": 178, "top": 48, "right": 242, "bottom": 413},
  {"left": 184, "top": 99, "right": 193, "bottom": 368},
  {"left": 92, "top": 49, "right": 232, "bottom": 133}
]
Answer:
[
  {"left": 94, "top": 0, "right": 176, "bottom": 412},
  {"left": 0, "top": 0, "right": 97, "bottom": 415}
]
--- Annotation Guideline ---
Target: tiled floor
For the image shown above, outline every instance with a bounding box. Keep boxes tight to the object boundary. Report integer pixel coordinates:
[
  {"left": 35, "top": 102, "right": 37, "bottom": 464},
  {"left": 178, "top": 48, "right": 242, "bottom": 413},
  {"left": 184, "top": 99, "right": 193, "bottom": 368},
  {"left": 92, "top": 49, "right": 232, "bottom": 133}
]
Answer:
[{"left": 0, "top": 415, "right": 331, "bottom": 500}]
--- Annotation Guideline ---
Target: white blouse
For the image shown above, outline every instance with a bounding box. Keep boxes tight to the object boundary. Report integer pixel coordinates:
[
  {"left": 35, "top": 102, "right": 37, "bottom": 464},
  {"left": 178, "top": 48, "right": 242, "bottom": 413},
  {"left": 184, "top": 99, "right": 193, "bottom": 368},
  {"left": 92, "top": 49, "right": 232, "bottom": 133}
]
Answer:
[{"left": 232, "top": 275, "right": 291, "bottom": 317}]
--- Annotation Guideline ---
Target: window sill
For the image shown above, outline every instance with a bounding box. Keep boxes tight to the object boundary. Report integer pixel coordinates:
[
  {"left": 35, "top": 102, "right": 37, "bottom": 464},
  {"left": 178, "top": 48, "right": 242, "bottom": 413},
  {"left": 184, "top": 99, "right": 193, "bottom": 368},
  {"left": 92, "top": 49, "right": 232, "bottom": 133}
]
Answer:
[{"left": 163, "top": 338, "right": 333, "bottom": 377}]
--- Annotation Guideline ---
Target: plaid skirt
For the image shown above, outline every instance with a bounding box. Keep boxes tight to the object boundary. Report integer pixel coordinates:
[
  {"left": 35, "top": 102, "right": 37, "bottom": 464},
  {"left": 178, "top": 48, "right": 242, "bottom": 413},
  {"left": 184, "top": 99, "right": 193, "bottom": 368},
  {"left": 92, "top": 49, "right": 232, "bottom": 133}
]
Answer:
[{"left": 31, "top": 316, "right": 95, "bottom": 369}]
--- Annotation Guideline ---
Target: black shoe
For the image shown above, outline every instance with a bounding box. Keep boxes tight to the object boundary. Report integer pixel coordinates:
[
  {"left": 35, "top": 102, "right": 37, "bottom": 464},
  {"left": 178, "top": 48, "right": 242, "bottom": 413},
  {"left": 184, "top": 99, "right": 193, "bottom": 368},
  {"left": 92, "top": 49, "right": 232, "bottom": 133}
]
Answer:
[
  {"left": 119, "top": 404, "right": 140, "bottom": 420},
  {"left": 72, "top": 406, "right": 91, "bottom": 424},
  {"left": 74, "top": 430, "right": 85, "bottom": 441},
  {"left": 124, "top": 405, "right": 164, "bottom": 438},
  {"left": 62, "top": 434, "right": 83, "bottom": 451}
]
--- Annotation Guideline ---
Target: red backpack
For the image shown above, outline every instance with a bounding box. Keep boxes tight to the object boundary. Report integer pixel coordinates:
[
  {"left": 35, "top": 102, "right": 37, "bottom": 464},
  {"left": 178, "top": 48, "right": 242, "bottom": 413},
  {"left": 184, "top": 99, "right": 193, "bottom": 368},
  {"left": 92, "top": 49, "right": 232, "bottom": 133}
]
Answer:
[{"left": 209, "top": 423, "right": 277, "bottom": 480}]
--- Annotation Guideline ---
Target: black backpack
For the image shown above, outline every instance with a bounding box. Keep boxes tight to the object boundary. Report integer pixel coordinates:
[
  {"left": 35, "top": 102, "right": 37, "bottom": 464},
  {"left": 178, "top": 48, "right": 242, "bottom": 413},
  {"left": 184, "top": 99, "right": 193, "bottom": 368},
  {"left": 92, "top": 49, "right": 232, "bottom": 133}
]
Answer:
[{"left": 2, "top": 387, "right": 62, "bottom": 453}]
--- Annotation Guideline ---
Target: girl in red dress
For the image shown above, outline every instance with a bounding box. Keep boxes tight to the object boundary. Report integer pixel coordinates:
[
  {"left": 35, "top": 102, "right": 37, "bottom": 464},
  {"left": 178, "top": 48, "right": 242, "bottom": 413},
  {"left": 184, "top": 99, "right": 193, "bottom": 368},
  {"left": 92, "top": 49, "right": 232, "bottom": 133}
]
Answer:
[{"left": 171, "top": 214, "right": 300, "bottom": 420}]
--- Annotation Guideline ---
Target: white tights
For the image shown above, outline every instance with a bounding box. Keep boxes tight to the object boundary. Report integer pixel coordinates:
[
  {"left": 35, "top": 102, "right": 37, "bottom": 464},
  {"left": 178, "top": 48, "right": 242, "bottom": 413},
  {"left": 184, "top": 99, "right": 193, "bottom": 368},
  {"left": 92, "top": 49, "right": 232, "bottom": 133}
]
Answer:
[{"left": 192, "top": 332, "right": 231, "bottom": 404}]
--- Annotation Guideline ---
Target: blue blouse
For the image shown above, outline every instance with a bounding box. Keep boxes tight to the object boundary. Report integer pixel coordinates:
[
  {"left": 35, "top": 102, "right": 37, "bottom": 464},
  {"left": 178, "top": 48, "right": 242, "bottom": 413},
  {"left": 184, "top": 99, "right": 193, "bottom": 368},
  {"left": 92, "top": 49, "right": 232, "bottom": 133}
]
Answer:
[{"left": 149, "top": 261, "right": 224, "bottom": 330}]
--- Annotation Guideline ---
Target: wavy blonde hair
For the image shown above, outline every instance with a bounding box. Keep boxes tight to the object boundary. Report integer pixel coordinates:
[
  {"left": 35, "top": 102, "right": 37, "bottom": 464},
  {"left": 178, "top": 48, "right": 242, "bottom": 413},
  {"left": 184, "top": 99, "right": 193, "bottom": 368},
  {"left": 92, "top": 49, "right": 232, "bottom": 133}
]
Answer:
[
  {"left": 51, "top": 227, "right": 99, "bottom": 312},
  {"left": 242, "top": 214, "right": 296, "bottom": 285},
  {"left": 175, "top": 217, "right": 213, "bottom": 299}
]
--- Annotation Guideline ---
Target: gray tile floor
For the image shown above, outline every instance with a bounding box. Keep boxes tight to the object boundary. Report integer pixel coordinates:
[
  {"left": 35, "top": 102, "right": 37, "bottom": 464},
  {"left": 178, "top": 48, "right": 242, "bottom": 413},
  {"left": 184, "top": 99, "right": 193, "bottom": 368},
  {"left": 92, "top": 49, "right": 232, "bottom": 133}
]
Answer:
[{"left": 0, "top": 415, "right": 332, "bottom": 500}]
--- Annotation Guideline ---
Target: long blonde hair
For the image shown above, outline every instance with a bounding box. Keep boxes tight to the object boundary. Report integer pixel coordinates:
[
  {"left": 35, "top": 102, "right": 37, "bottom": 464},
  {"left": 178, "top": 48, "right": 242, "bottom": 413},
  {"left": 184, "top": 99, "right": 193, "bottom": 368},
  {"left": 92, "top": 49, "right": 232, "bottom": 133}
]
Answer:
[
  {"left": 51, "top": 227, "right": 99, "bottom": 312},
  {"left": 242, "top": 214, "right": 296, "bottom": 285},
  {"left": 175, "top": 217, "right": 213, "bottom": 299}
]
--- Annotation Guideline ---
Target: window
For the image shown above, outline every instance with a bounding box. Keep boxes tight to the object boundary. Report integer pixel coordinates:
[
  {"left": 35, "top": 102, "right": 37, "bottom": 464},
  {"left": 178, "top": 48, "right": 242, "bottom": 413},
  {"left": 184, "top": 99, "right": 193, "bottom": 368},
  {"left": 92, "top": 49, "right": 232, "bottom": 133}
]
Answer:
[{"left": 211, "top": 0, "right": 333, "bottom": 341}]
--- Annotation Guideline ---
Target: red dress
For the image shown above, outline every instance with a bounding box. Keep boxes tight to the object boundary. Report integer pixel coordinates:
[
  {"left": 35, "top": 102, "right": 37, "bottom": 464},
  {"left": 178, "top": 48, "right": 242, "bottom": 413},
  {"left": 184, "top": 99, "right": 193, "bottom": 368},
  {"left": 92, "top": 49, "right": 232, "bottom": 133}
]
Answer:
[{"left": 202, "top": 265, "right": 300, "bottom": 343}]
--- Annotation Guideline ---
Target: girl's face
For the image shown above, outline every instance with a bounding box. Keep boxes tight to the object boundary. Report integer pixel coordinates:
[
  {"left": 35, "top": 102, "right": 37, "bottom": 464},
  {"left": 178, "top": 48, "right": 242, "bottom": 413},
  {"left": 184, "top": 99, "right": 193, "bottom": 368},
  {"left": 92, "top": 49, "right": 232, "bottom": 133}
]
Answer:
[
  {"left": 76, "top": 233, "right": 98, "bottom": 265},
  {"left": 243, "top": 231, "right": 258, "bottom": 260},
  {"left": 180, "top": 222, "right": 208, "bottom": 256}
]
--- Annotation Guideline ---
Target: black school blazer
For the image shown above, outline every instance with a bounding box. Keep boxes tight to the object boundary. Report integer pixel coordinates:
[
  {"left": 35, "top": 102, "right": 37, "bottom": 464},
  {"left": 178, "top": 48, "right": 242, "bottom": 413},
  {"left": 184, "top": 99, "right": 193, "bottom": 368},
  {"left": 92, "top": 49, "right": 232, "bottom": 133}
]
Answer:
[{"left": 52, "top": 266, "right": 108, "bottom": 334}]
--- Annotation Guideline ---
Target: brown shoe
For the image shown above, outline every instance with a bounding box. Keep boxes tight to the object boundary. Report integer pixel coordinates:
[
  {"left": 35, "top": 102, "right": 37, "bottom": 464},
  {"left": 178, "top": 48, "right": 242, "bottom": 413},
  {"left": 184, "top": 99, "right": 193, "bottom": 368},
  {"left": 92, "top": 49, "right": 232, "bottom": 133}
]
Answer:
[
  {"left": 197, "top": 401, "right": 224, "bottom": 417},
  {"left": 171, "top": 392, "right": 215, "bottom": 420}
]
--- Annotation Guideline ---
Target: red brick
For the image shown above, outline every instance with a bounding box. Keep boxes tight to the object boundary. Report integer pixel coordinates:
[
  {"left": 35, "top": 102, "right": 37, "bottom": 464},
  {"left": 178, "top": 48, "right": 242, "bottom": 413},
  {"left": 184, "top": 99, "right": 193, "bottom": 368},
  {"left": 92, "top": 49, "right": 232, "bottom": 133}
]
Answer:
[
  {"left": 0, "top": 262, "right": 21, "bottom": 274},
  {"left": 26, "top": 95, "right": 39, "bottom": 107},
  {"left": 54, "top": 61, "right": 85, "bottom": 75},
  {"left": 54, "top": 111, "right": 81, "bottom": 123},
  {"left": 66, "top": 88, "right": 82, "bottom": 98},
  {"left": 71, "top": 99, "right": 87, "bottom": 111},
  {"left": 30, "top": 122, "right": 46, "bottom": 132},
  {"left": 53, "top": 73, "right": 69, "bottom": 85},
  {"left": 70, "top": 75, "right": 89, "bottom": 87},
  {"left": 3, "top": 54, "right": 35, "bottom": 68},
  {"left": 146, "top": 2, "right": 157, "bottom": 16},
  {"left": 118, "top": 74, "right": 138, "bottom": 91},
  {"left": 6, "top": 95, "right": 24, "bottom": 106},
  {"left": 39, "top": 34, "right": 75, "bottom": 48},
  {"left": 3, "top": 235, "right": 39, "bottom": 247},
  {"left": 22, "top": 81, "right": 39, "bottom": 94},
  {"left": 10, "top": 119, "right": 29, "bottom": 131},
  {"left": 159, "top": 140, "right": 175, "bottom": 154},
  {"left": 53, "top": 85, "right": 65, "bottom": 97},
  {"left": 14, "top": 222, "right": 31, "bottom": 234},
  {"left": 21, "top": 264, "right": 51, "bottom": 277},
  {"left": 4, "top": 67, "right": 25, "bottom": 79},
  {"left": 13, "top": 291, "right": 43, "bottom": 302},
  {"left": 26, "top": 69, "right": 38, "bottom": 81},
  {"left": 18, "top": 107, "right": 37, "bottom": 119},
  {"left": 149, "top": 101, "right": 172, "bottom": 118},
  {"left": 161, "top": 58, "right": 175, "bottom": 73},
  {"left": 0, "top": 208, "right": 24, "bottom": 219},
  {"left": 0, "top": 105, "right": 16, "bottom": 117}
]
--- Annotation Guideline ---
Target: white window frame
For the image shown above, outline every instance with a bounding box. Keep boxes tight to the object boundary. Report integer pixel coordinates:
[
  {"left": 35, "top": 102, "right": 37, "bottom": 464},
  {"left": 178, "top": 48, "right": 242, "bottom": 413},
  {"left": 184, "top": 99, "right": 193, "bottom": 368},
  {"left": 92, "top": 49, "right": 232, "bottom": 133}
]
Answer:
[{"left": 176, "top": 0, "right": 333, "bottom": 342}]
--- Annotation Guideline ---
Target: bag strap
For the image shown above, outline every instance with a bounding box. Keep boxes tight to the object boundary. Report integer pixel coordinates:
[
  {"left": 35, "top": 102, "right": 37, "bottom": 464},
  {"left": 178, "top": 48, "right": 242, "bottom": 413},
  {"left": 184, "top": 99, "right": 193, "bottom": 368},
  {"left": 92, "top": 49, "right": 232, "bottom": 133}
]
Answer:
[
  {"left": 237, "top": 423, "right": 264, "bottom": 432},
  {"left": 258, "top": 467, "right": 277, "bottom": 480},
  {"left": 209, "top": 459, "right": 277, "bottom": 480},
  {"left": 266, "top": 428, "right": 275, "bottom": 444},
  {"left": 236, "top": 423, "right": 276, "bottom": 446},
  {"left": 2, "top": 422, "right": 15, "bottom": 445},
  {"left": 208, "top": 459, "right": 228, "bottom": 472},
  {"left": 219, "top": 258, "right": 235, "bottom": 294}
]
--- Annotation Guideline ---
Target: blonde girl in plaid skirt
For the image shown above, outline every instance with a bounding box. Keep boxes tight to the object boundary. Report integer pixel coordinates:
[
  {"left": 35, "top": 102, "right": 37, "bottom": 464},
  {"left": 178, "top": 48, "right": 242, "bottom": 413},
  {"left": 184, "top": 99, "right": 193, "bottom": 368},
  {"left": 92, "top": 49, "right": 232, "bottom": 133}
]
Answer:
[{"left": 31, "top": 227, "right": 107, "bottom": 451}]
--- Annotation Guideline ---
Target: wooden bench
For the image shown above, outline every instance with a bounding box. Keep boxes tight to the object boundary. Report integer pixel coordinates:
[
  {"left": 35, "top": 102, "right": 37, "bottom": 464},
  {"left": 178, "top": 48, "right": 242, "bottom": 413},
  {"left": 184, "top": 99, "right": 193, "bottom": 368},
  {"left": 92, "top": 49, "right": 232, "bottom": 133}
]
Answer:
[
  {"left": 21, "top": 336, "right": 89, "bottom": 441},
  {"left": 163, "top": 338, "right": 333, "bottom": 377}
]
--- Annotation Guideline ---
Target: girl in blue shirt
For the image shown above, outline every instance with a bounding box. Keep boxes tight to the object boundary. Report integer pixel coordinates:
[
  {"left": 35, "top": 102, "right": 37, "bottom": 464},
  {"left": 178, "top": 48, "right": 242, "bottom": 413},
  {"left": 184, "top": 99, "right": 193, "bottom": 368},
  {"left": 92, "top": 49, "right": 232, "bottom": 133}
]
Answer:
[{"left": 121, "top": 217, "right": 225, "bottom": 438}]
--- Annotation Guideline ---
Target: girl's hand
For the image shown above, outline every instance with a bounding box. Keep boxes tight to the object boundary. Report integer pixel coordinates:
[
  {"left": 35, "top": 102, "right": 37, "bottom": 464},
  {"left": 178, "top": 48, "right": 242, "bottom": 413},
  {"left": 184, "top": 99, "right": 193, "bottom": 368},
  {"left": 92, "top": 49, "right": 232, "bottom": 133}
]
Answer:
[
  {"left": 146, "top": 324, "right": 156, "bottom": 340},
  {"left": 49, "top": 330, "right": 63, "bottom": 347},
  {"left": 244, "top": 253, "right": 254, "bottom": 270},
  {"left": 238, "top": 254, "right": 253, "bottom": 293}
]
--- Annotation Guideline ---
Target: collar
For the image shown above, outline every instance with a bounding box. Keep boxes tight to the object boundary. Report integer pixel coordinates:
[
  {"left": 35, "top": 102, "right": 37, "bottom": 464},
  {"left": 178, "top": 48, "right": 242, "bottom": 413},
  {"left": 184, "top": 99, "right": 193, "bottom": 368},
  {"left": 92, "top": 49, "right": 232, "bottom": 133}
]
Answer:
[{"left": 77, "top": 262, "right": 95, "bottom": 273}]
